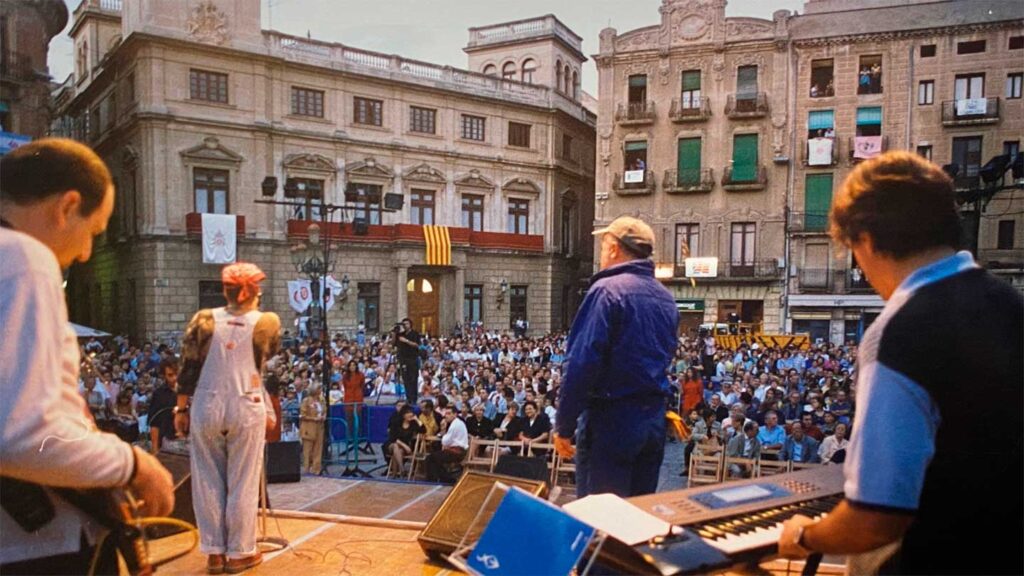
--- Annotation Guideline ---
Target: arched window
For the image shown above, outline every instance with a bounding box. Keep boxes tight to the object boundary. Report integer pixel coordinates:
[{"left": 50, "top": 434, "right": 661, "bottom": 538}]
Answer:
[
  {"left": 482, "top": 64, "right": 497, "bottom": 77},
  {"left": 555, "top": 60, "right": 563, "bottom": 92},
  {"left": 563, "top": 64, "right": 571, "bottom": 94},
  {"left": 502, "top": 62, "right": 517, "bottom": 81},
  {"left": 572, "top": 70, "right": 579, "bottom": 100},
  {"left": 521, "top": 59, "right": 537, "bottom": 85}
]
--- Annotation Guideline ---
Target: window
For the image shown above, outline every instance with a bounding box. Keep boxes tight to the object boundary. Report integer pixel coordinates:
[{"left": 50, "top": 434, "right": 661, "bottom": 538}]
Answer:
[
  {"left": 677, "top": 137, "right": 702, "bottom": 185},
  {"left": 509, "top": 286, "right": 527, "bottom": 329},
  {"left": 572, "top": 70, "right": 579, "bottom": 100},
  {"left": 855, "top": 106, "right": 882, "bottom": 137},
  {"left": 624, "top": 141, "right": 648, "bottom": 181},
  {"left": 1007, "top": 73, "right": 1023, "bottom": 99},
  {"left": 804, "top": 173, "right": 834, "bottom": 231},
  {"left": 1011, "top": 36, "right": 1024, "bottom": 50},
  {"left": 483, "top": 64, "right": 497, "bottom": 77},
  {"left": 628, "top": 74, "right": 647, "bottom": 104},
  {"left": 731, "top": 134, "right": 759, "bottom": 182},
  {"left": 464, "top": 285, "right": 483, "bottom": 324},
  {"left": 501, "top": 62, "right": 516, "bottom": 81},
  {"left": 680, "top": 69, "right": 702, "bottom": 108},
  {"left": 345, "top": 182, "right": 382, "bottom": 225},
  {"left": 291, "top": 87, "right": 324, "bottom": 117},
  {"left": 199, "top": 281, "right": 227, "bottom": 310},
  {"left": 920, "top": 44, "right": 936, "bottom": 58},
  {"left": 807, "top": 109, "right": 835, "bottom": 139},
  {"left": 556, "top": 61, "right": 563, "bottom": 92},
  {"left": 353, "top": 96, "right": 382, "bottom": 126},
  {"left": 410, "top": 189, "right": 435, "bottom": 225},
  {"left": 1005, "top": 141, "right": 1021, "bottom": 159},
  {"left": 189, "top": 69, "right": 228, "bottom": 103},
  {"left": 737, "top": 65, "right": 759, "bottom": 99},
  {"left": 955, "top": 73, "right": 985, "bottom": 100},
  {"left": 285, "top": 178, "right": 324, "bottom": 221},
  {"left": 857, "top": 55, "right": 882, "bottom": 95},
  {"left": 410, "top": 106, "right": 436, "bottom": 134},
  {"left": 461, "top": 194, "right": 484, "bottom": 231},
  {"left": 810, "top": 59, "right": 834, "bottom": 97},
  {"left": 357, "top": 283, "right": 380, "bottom": 332},
  {"left": 561, "top": 133, "right": 573, "bottom": 159},
  {"left": 521, "top": 59, "right": 537, "bottom": 84},
  {"left": 675, "top": 223, "right": 700, "bottom": 266},
  {"left": 952, "top": 136, "right": 983, "bottom": 183},
  {"left": 997, "top": 220, "right": 1016, "bottom": 250},
  {"left": 461, "top": 114, "right": 486, "bottom": 141},
  {"left": 918, "top": 80, "right": 934, "bottom": 105},
  {"left": 730, "top": 223, "right": 756, "bottom": 274},
  {"left": 564, "top": 64, "right": 571, "bottom": 94},
  {"left": 507, "top": 198, "right": 529, "bottom": 234},
  {"left": 561, "top": 205, "right": 574, "bottom": 255},
  {"left": 193, "top": 168, "right": 229, "bottom": 214},
  {"left": 917, "top": 145, "right": 933, "bottom": 161},
  {"left": 508, "top": 122, "right": 531, "bottom": 147},
  {"left": 957, "top": 40, "right": 986, "bottom": 55}
]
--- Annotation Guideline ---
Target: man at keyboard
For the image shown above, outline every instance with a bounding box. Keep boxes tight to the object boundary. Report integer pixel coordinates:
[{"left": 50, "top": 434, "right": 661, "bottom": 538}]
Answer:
[{"left": 778, "top": 152, "right": 1023, "bottom": 574}]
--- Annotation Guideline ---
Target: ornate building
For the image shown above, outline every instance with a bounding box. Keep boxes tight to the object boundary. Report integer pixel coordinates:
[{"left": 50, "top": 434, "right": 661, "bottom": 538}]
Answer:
[
  {"left": 0, "top": 0, "right": 68, "bottom": 142},
  {"left": 596, "top": 0, "right": 1023, "bottom": 343},
  {"left": 52, "top": 0, "right": 595, "bottom": 340}
]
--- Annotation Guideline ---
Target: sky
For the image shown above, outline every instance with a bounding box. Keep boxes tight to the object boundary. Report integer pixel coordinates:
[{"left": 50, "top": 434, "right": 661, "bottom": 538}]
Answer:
[{"left": 49, "top": 0, "right": 805, "bottom": 95}]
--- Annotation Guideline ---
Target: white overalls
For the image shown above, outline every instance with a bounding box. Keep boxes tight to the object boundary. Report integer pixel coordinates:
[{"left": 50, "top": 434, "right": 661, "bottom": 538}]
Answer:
[{"left": 190, "top": 308, "right": 266, "bottom": 559}]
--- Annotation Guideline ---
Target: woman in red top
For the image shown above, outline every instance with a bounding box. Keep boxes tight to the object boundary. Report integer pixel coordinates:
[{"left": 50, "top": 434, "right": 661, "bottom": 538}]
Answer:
[
  {"left": 342, "top": 360, "right": 366, "bottom": 443},
  {"left": 680, "top": 368, "right": 704, "bottom": 415}
]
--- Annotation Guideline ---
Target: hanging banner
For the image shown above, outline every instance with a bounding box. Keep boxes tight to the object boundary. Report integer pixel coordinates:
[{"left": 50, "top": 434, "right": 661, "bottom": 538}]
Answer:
[
  {"left": 956, "top": 98, "right": 987, "bottom": 116},
  {"left": 685, "top": 257, "right": 719, "bottom": 278},
  {"left": 288, "top": 279, "right": 312, "bottom": 313},
  {"left": 423, "top": 225, "right": 452, "bottom": 266},
  {"left": 853, "top": 136, "right": 883, "bottom": 160},
  {"left": 807, "top": 137, "right": 834, "bottom": 166},
  {"left": 201, "top": 213, "right": 237, "bottom": 264}
]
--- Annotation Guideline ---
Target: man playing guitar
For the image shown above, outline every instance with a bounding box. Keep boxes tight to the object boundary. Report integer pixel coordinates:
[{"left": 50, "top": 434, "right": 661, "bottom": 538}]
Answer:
[{"left": 0, "top": 139, "right": 174, "bottom": 574}]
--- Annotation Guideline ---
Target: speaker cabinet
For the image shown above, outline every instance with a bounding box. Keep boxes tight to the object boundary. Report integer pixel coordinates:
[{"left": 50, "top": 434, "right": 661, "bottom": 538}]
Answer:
[
  {"left": 266, "top": 441, "right": 301, "bottom": 484},
  {"left": 147, "top": 449, "right": 194, "bottom": 539},
  {"left": 417, "top": 470, "right": 547, "bottom": 560},
  {"left": 493, "top": 454, "right": 550, "bottom": 484}
]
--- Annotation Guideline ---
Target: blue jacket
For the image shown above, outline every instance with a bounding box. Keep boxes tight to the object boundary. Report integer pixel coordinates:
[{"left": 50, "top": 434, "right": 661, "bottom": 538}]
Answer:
[
  {"left": 780, "top": 434, "right": 821, "bottom": 463},
  {"left": 556, "top": 259, "right": 679, "bottom": 437}
]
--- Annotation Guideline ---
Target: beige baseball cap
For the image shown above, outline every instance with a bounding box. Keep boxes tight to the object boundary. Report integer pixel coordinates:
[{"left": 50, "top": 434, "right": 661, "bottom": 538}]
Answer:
[{"left": 592, "top": 216, "right": 655, "bottom": 256}]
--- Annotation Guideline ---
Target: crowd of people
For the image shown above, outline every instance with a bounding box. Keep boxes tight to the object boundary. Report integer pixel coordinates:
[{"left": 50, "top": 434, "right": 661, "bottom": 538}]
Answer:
[{"left": 74, "top": 324, "right": 858, "bottom": 484}]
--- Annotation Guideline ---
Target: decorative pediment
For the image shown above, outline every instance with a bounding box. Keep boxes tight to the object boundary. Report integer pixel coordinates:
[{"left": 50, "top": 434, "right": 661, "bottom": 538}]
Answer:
[
  {"left": 502, "top": 177, "right": 542, "bottom": 196},
  {"left": 284, "top": 153, "right": 336, "bottom": 173},
  {"left": 726, "top": 18, "right": 774, "bottom": 40},
  {"left": 187, "top": 0, "right": 229, "bottom": 46},
  {"left": 403, "top": 163, "right": 446, "bottom": 184},
  {"left": 454, "top": 169, "right": 495, "bottom": 190},
  {"left": 345, "top": 157, "right": 393, "bottom": 180},
  {"left": 615, "top": 26, "right": 658, "bottom": 52},
  {"left": 179, "top": 136, "right": 243, "bottom": 164},
  {"left": 733, "top": 52, "right": 766, "bottom": 69}
]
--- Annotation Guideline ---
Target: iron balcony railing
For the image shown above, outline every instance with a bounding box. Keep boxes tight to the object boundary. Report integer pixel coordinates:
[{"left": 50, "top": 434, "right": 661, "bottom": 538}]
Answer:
[
  {"left": 725, "top": 93, "right": 769, "bottom": 118},
  {"left": 663, "top": 168, "right": 715, "bottom": 194},
  {"left": 669, "top": 97, "right": 711, "bottom": 122},
  {"left": 613, "top": 170, "right": 655, "bottom": 196},
  {"left": 803, "top": 136, "right": 840, "bottom": 167},
  {"left": 941, "top": 97, "right": 1000, "bottom": 126},
  {"left": 788, "top": 211, "right": 831, "bottom": 233},
  {"left": 722, "top": 165, "right": 768, "bottom": 191},
  {"left": 615, "top": 101, "right": 656, "bottom": 124}
]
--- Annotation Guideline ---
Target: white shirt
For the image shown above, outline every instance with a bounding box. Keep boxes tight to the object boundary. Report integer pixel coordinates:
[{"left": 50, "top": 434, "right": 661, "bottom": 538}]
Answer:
[
  {"left": 0, "top": 228, "right": 134, "bottom": 563},
  {"left": 441, "top": 417, "right": 469, "bottom": 450}
]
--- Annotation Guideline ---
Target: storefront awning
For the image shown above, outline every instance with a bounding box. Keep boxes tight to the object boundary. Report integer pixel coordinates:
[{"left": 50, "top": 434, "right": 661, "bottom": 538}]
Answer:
[{"left": 789, "top": 294, "right": 884, "bottom": 308}]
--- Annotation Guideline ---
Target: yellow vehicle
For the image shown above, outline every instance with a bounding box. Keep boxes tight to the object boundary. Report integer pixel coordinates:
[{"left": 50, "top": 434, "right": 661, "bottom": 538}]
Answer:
[{"left": 701, "top": 322, "right": 810, "bottom": 350}]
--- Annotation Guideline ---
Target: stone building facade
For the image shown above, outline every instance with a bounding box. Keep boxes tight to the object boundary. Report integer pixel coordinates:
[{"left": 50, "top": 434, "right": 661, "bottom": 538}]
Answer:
[
  {"left": 0, "top": 0, "right": 68, "bottom": 140},
  {"left": 597, "top": 0, "right": 1023, "bottom": 343},
  {"left": 52, "top": 0, "right": 595, "bottom": 341}
]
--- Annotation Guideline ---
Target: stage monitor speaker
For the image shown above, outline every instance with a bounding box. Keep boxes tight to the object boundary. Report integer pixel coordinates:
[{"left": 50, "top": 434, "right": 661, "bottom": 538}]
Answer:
[
  {"left": 266, "top": 441, "right": 301, "bottom": 484},
  {"left": 383, "top": 192, "right": 404, "bottom": 210},
  {"left": 418, "top": 470, "right": 547, "bottom": 560},
  {"left": 493, "top": 454, "right": 550, "bottom": 484},
  {"left": 147, "top": 449, "right": 194, "bottom": 539}
]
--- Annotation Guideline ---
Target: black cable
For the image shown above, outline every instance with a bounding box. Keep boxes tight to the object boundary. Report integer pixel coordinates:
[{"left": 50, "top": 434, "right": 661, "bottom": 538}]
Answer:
[{"left": 802, "top": 552, "right": 823, "bottom": 576}]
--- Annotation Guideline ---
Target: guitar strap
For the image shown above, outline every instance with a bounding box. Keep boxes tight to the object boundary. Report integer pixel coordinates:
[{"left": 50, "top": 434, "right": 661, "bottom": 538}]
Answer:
[{"left": 0, "top": 476, "right": 56, "bottom": 533}]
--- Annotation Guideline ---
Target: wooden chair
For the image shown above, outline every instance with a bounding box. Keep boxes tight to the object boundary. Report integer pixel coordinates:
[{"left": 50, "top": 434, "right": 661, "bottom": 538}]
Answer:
[
  {"left": 407, "top": 434, "right": 435, "bottom": 480},
  {"left": 757, "top": 456, "right": 790, "bottom": 477},
  {"left": 526, "top": 442, "right": 557, "bottom": 483},
  {"left": 465, "top": 437, "right": 495, "bottom": 472},
  {"left": 385, "top": 438, "right": 417, "bottom": 479},
  {"left": 491, "top": 439, "right": 527, "bottom": 472},
  {"left": 791, "top": 461, "right": 823, "bottom": 472},
  {"left": 552, "top": 450, "right": 577, "bottom": 489},
  {"left": 724, "top": 455, "right": 758, "bottom": 480},
  {"left": 688, "top": 450, "right": 724, "bottom": 486}
]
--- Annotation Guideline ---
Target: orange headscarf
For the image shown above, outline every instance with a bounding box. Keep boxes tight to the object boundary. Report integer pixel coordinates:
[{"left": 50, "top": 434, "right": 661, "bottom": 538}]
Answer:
[{"left": 222, "top": 262, "right": 266, "bottom": 303}]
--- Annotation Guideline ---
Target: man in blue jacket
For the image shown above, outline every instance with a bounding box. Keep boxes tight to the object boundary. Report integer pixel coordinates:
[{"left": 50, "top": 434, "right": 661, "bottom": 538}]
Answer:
[{"left": 554, "top": 216, "right": 678, "bottom": 497}]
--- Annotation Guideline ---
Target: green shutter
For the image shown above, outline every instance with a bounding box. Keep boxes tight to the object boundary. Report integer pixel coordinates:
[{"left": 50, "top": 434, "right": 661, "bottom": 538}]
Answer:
[
  {"left": 677, "top": 138, "right": 702, "bottom": 184},
  {"left": 625, "top": 141, "right": 648, "bottom": 152},
  {"left": 682, "top": 70, "right": 701, "bottom": 92},
  {"left": 805, "top": 173, "right": 834, "bottom": 231},
  {"left": 732, "top": 134, "right": 759, "bottom": 182}
]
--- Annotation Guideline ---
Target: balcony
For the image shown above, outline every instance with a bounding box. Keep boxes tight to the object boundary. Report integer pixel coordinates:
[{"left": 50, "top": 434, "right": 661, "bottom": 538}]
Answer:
[
  {"left": 0, "top": 51, "right": 42, "bottom": 82},
  {"left": 467, "top": 15, "right": 582, "bottom": 54},
  {"left": 722, "top": 165, "right": 768, "bottom": 191},
  {"left": 788, "top": 211, "right": 831, "bottom": 234},
  {"left": 675, "top": 259, "right": 783, "bottom": 282},
  {"left": 285, "top": 220, "right": 544, "bottom": 253},
  {"left": 846, "top": 268, "right": 874, "bottom": 293},
  {"left": 803, "top": 137, "right": 839, "bottom": 167},
  {"left": 797, "top": 268, "right": 840, "bottom": 292},
  {"left": 725, "top": 93, "right": 769, "bottom": 119},
  {"left": 941, "top": 97, "right": 1000, "bottom": 126},
  {"left": 848, "top": 135, "right": 889, "bottom": 164},
  {"left": 613, "top": 171, "right": 655, "bottom": 196},
  {"left": 615, "top": 101, "right": 656, "bottom": 125},
  {"left": 185, "top": 213, "right": 247, "bottom": 235},
  {"left": 669, "top": 98, "right": 711, "bottom": 123},
  {"left": 663, "top": 168, "right": 714, "bottom": 194}
]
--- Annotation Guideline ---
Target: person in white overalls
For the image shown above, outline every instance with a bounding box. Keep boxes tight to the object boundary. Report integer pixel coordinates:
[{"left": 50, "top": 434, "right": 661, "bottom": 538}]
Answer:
[{"left": 175, "top": 263, "right": 280, "bottom": 574}]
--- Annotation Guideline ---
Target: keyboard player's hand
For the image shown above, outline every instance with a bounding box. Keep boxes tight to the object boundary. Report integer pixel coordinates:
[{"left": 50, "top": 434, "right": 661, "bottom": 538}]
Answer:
[{"left": 778, "top": 515, "right": 816, "bottom": 559}]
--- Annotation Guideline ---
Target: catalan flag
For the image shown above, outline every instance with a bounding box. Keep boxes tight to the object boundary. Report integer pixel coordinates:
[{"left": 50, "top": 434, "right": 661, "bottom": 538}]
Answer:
[{"left": 423, "top": 225, "right": 451, "bottom": 266}]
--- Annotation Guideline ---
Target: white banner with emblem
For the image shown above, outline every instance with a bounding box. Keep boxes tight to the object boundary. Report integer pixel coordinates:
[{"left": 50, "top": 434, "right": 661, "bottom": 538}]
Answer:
[
  {"left": 201, "top": 213, "right": 237, "bottom": 264},
  {"left": 287, "top": 276, "right": 343, "bottom": 313}
]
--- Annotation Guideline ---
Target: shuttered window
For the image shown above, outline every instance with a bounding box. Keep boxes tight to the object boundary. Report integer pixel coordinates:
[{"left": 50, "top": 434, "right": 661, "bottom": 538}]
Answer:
[
  {"left": 732, "top": 134, "right": 759, "bottom": 182},
  {"left": 737, "top": 66, "right": 758, "bottom": 98},
  {"left": 804, "top": 174, "right": 834, "bottom": 231},
  {"left": 677, "top": 138, "right": 701, "bottom": 185},
  {"left": 808, "top": 110, "right": 835, "bottom": 130},
  {"left": 855, "top": 107, "right": 882, "bottom": 126}
]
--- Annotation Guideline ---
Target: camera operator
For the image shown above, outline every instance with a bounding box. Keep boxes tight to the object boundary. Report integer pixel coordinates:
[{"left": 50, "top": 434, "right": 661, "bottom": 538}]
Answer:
[{"left": 393, "top": 318, "right": 421, "bottom": 404}]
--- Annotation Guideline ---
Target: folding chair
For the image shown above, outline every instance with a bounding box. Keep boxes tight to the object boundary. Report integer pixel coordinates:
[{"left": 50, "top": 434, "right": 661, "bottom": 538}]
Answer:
[
  {"left": 385, "top": 437, "right": 418, "bottom": 479},
  {"left": 492, "top": 439, "right": 527, "bottom": 472},
  {"left": 408, "top": 434, "right": 435, "bottom": 480},
  {"left": 688, "top": 451, "right": 724, "bottom": 486},
  {"left": 552, "top": 450, "right": 577, "bottom": 489},
  {"left": 756, "top": 456, "right": 790, "bottom": 477},
  {"left": 724, "top": 455, "right": 758, "bottom": 480},
  {"left": 465, "top": 437, "right": 495, "bottom": 472}
]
